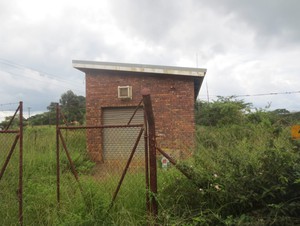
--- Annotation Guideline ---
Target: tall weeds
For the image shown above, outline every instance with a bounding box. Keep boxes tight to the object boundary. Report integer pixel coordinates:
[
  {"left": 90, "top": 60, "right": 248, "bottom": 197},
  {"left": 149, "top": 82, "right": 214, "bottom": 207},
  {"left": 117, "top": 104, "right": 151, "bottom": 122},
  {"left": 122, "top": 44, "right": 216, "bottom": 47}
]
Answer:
[
  {"left": 158, "top": 117, "right": 300, "bottom": 225},
  {"left": 2, "top": 103, "right": 300, "bottom": 225}
]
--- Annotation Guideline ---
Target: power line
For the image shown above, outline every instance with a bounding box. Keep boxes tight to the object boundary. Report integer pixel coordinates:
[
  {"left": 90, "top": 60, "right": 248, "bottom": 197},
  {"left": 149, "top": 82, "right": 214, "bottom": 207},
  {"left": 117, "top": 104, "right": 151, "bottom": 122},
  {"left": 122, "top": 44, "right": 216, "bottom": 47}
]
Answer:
[
  {"left": 235, "top": 91, "right": 300, "bottom": 97},
  {"left": 0, "top": 58, "right": 84, "bottom": 92},
  {"left": 0, "top": 102, "right": 19, "bottom": 107},
  {"left": 0, "top": 58, "right": 77, "bottom": 83},
  {"left": 199, "top": 91, "right": 300, "bottom": 98}
]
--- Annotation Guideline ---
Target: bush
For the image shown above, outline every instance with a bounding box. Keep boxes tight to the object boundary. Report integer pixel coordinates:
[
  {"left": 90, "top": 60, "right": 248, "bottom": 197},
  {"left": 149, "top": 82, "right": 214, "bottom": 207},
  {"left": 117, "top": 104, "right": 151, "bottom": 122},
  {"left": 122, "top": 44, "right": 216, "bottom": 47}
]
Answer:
[
  {"left": 195, "top": 96, "right": 251, "bottom": 126},
  {"left": 159, "top": 122, "right": 300, "bottom": 225}
]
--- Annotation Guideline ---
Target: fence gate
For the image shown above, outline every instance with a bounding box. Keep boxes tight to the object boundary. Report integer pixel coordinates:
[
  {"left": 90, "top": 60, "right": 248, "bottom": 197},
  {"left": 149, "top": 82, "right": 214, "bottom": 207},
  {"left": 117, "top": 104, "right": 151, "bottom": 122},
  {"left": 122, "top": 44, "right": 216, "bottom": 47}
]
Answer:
[
  {"left": 55, "top": 92, "right": 162, "bottom": 223},
  {"left": 102, "top": 107, "right": 145, "bottom": 161},
  {"left": 55, "top": 101, "right": 149, "bottom": 215},
  {"left": 55, "top": 90, "right": 201, "bottom": 224},
  {"left": 0, "top": 102, "right": 23, "bottom": 226}
]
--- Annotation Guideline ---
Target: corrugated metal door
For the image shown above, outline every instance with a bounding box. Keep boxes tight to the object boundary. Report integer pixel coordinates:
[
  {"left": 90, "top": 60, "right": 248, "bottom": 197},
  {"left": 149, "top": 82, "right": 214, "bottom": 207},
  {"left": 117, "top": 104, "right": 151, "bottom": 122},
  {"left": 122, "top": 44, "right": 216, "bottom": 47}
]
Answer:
[{"left": 102, "top": 107, "right": 144, "bottom": 160}]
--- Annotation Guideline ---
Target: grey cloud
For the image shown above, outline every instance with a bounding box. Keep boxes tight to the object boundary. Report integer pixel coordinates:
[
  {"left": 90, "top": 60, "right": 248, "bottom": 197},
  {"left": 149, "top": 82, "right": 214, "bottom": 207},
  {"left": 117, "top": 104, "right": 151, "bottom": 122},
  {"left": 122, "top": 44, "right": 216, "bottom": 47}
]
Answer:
[
  {"left": 196, "top": 0, "right": 300, "bottom": 47},
  {"left": 109, "top": 0, "right": 187, "bottom": 44},
  {"left": 107, "top": 0, "right": 256, "bottom": 63},
  {"left": 1, "top": 0, "right": 300, "bottom": 112}
]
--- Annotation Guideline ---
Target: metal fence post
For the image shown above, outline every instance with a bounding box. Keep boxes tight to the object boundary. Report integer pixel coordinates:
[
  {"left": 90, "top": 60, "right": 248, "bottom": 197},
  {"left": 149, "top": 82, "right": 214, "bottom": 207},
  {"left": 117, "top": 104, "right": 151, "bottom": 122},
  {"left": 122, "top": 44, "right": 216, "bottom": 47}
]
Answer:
[
  {"left": 144, "top": 109, "right": 150, "bottom": 215},
  {"left": 19, "top": 101, "right": 23, "bottom": 226},
  {"left": 142, "top": 89, "right": 158, "bottom": 220},
  {"left": 56, "top": 103, "right": 60, "bottom": 204}
]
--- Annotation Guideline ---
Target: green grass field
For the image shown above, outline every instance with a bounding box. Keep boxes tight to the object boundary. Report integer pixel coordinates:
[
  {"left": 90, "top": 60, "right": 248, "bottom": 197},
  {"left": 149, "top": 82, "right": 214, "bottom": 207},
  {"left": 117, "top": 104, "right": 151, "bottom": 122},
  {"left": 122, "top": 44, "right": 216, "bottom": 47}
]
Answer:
[
  {"left": 0, "top": 126, "right": 154, "bottom": 225},
  {"left": 1, "top": 120, "right": 300, "bottom": 225}
]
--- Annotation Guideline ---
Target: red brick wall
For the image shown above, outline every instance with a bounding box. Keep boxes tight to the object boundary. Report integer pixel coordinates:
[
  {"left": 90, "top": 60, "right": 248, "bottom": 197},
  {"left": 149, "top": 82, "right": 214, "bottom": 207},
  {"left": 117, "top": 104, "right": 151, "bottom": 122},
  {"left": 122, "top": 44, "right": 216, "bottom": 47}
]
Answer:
[{"left": 85, "top": 70, "right": 196, "bottom": 161}]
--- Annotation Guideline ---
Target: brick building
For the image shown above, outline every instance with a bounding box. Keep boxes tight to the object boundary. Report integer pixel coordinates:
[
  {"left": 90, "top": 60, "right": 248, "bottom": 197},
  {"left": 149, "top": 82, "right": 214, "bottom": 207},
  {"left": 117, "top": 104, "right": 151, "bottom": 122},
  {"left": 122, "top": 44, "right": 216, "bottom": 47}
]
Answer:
[{"left": 73, "top": 60, "right": 206, "bottom": 162}]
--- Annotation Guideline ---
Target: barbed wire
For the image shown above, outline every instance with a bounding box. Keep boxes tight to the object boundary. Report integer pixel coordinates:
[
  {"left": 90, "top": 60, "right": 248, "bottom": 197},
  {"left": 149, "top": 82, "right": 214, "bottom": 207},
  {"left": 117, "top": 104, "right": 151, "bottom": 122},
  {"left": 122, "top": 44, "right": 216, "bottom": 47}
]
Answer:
[
  {"left": 235, "top": 91, "right": 300, "bottom": 97},
  {"left": 0, "top": 102, "right": 19, "bottom": 112},
  {"left": 0, "top": 102, "right": 19, "bottom": 107},
  {"left": 199, "top": 90, "right": 300, "bottom": 99},
  {"left": 0, "top": 58, "right": 84, "bottom": 94}
]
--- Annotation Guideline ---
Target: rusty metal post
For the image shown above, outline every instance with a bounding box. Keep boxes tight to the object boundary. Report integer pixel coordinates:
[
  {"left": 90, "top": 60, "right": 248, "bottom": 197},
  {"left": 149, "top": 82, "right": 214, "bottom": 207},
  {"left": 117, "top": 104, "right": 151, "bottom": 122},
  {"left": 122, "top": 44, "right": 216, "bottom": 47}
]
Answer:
[
  {"left": 142, "top": 88, "right": 158, "bottom": 219},
  {"left": 18, "top": 101, "right": 23, "bottom": 226},
  {"left": 109, "top": 127, "right": 144, "bottom": 209},
  {"left": 0, "top": 135, "right": 19, "bottom": 181},
  {"left": 56, "top": 103, "right": 60, "bottom": 204},
  {"left": 127, "top": 98, "right": 143, "bottom": 125},
  {"left": 144, "top": 109, "right": 150, "bottom": 215},
  {"left": 156, "top": 147, "right": 193, "bottom": 180},
  {"left": 4, "top": 105, "right": 20, "bottom": 131},
  {"left": 58, "top": 130, "right": 81, "bottom": 182}
]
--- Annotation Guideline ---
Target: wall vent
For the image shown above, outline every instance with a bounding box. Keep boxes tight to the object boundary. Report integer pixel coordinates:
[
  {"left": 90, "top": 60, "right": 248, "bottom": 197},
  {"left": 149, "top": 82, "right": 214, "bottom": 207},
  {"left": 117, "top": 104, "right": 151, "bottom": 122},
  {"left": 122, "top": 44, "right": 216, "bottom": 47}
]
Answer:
[{"left": 118, "top": 86, "right": 132, "bottom": 99}]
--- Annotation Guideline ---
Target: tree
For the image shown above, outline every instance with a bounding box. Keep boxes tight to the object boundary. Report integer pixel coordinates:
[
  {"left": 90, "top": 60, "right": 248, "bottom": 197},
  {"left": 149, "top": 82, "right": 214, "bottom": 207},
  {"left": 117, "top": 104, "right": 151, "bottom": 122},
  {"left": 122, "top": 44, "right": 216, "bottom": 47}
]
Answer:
[
  {"left": 28, "top": 113, "right": 51, "bottom": 126},
  {"left": 195, "top": 96, "right": 251, "bottom": 126},
  {"left": 47, "top": 102, "right": 57, "bottom": 112},
  {"left": 28, "top": 90, "right": 86, "bottom": 126},
  {"left": 59, "top": 90, "right": 86, "bottom": 124},
  {"left": 0, "top": 115, "right": 27, "bottom": 128},
  {"left": 272, "top": 108, "right": 290, "bottom": 115},
  {"left": 46, "top": 102, "right": 58, "bottom": 125}
]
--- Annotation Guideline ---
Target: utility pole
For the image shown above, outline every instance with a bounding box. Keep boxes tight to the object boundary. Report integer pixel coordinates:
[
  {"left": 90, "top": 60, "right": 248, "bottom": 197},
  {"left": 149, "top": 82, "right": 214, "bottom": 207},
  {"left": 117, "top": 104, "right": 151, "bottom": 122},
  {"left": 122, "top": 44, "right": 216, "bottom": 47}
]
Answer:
[{"left": 28, "top": 107, "right": 31, "bottom": 126}]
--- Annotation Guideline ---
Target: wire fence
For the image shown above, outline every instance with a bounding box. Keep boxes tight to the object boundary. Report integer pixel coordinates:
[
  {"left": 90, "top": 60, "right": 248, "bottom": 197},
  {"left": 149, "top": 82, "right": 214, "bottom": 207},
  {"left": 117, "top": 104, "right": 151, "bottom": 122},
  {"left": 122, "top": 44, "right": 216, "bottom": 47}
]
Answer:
[
  {"left": 0, "top": 94, "right": 201, "bottom": 225},
  {"left": 57, "top": 125, "right": 146, "bottom": 206},
  {"left": 0, "top": 132, "right": 20, "bottom": 223},
  {"left": 0, "top": 102, "right": 23, "bottom": 225},
  {"left": 54, "top": 96, "right": 153, "bottom": 221}
]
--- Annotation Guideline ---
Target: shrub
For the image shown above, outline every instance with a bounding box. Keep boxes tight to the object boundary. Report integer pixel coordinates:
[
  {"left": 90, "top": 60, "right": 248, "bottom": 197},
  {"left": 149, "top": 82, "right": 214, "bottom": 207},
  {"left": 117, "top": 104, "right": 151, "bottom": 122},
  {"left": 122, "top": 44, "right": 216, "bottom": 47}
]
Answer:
[{"left": 159, "top": 123, "right": 300, "bottom": 225}]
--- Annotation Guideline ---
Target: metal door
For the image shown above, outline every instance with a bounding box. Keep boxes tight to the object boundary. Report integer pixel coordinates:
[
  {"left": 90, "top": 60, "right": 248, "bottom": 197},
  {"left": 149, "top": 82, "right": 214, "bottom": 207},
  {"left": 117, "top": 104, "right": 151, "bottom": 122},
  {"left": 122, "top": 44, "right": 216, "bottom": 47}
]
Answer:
[{"left": 102, "top": 107, "right": 144, "bottom": 160}]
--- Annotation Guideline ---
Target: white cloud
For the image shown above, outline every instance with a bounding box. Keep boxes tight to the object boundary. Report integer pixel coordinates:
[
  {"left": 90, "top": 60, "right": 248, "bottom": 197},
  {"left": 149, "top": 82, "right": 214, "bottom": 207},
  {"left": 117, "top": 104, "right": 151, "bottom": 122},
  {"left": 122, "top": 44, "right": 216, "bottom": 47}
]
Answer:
[{"left": 0, "top": 0, "right": 300, "bottom": 113}]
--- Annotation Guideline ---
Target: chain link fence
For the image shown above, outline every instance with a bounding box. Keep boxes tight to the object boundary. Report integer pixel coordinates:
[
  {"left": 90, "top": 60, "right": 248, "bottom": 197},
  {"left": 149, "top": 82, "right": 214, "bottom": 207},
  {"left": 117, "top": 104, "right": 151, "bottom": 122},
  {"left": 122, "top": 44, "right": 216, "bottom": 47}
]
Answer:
[
  {"left": 57, "top": 110, "right": 147, "bottom": 216},
  {"left": 0, "top": 102, "right": 23, "bottom": 225},
  {"left": 0, "top": 132, "right": 20, "bottom": 224},
  {"left": 0, "top": 94, "right": 199, "bottom": 225}
]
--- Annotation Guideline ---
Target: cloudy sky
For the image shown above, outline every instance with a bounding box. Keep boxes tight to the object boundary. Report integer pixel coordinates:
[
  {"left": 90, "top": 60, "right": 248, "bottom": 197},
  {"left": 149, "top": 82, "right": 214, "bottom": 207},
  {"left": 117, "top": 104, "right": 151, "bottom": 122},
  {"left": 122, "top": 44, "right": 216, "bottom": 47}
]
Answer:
[{"left": 1, "top": 0, "right": 300, "bottom": 119}]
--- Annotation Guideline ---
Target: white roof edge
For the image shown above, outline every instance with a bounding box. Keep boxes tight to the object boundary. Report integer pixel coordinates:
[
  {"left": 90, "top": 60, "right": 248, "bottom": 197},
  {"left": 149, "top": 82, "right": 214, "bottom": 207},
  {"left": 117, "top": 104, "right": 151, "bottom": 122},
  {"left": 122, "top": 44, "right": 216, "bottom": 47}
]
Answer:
[{"left": 72, "top": 60, "right": 206, "bottom": 77}]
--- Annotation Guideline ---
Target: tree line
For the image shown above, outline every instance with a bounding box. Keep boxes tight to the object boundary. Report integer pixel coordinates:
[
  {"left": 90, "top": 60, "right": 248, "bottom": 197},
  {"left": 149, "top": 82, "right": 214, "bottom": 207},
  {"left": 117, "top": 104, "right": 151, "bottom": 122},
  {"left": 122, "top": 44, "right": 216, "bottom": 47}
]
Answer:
[
  {"left": 195, "top": 96, "right": 300, "bottom": 127},
  {"left": 2, "top": 93, "right": 300, "bottom": 128},
  {"left": 0, "top": 90, "right": 85, "bottom": 127}
]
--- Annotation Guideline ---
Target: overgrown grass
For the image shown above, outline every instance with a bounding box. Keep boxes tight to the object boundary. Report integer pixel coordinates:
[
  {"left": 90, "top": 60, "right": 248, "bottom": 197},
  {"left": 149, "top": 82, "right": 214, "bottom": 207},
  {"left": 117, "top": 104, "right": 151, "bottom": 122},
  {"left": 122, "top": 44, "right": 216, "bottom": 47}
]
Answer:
[
  {"left": 0, "top": 126, "right": 149, "bottom": 225},
  {"left": 1, "top": 118, "right": 300, "bottom": 225},
  {"left": 157, "top": 122, "right": 300, "bottom": 225}
]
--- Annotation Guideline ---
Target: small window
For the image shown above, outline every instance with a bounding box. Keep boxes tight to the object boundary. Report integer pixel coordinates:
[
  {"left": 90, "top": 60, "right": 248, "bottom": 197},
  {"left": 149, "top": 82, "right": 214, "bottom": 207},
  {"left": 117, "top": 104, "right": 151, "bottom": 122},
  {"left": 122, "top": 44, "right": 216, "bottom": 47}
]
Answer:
[{"left": 118, "top": 86, "right": 132, "bottom": 99}]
